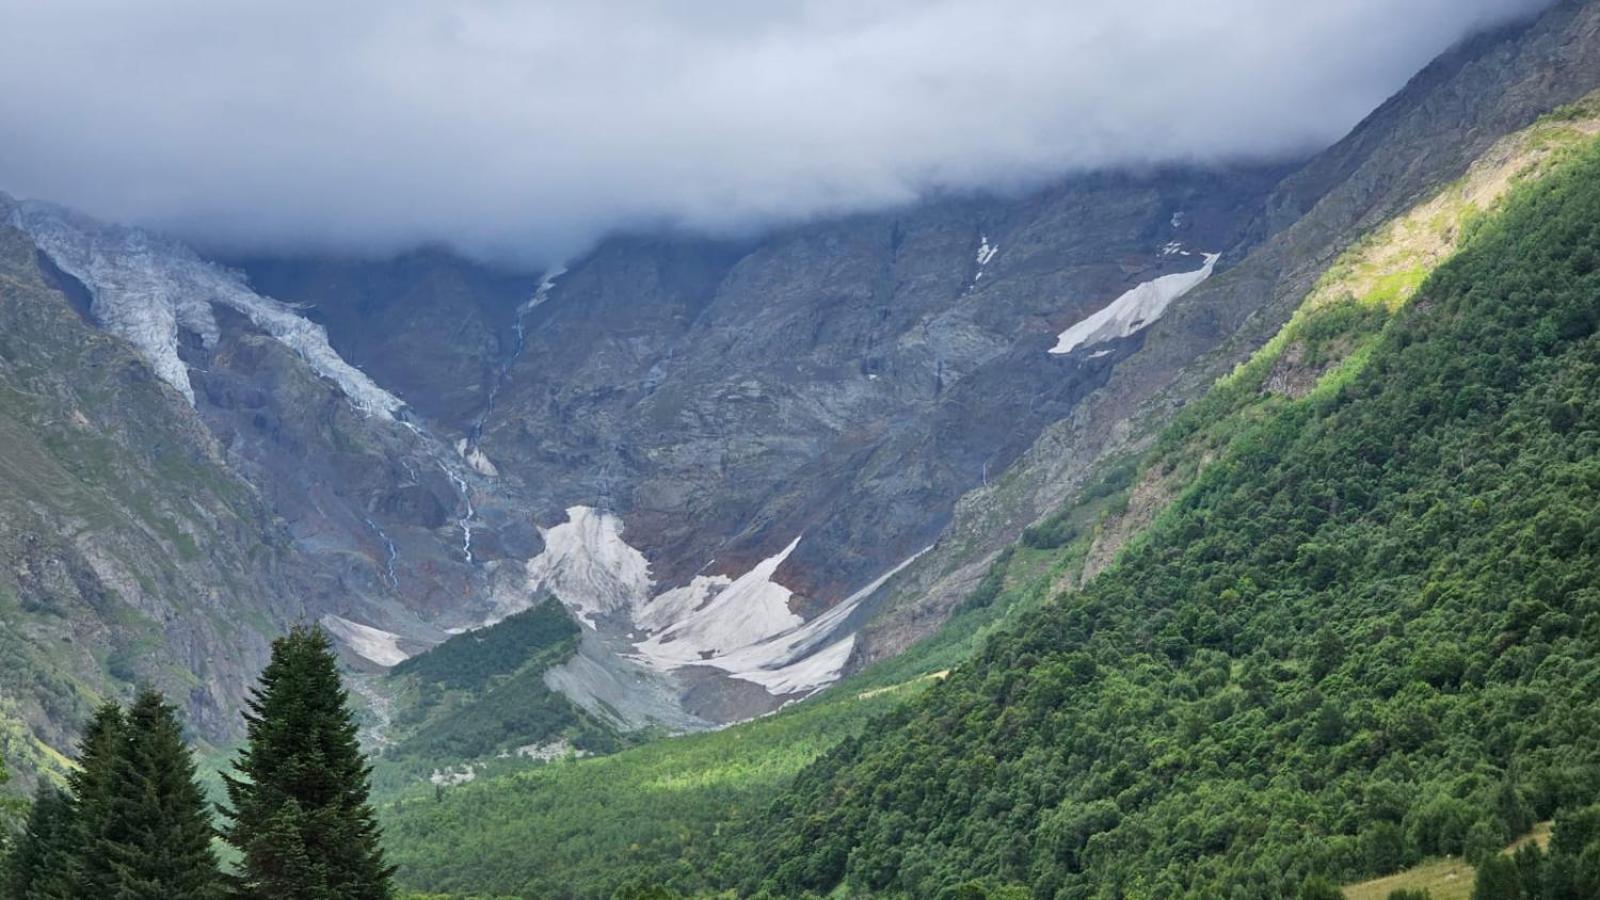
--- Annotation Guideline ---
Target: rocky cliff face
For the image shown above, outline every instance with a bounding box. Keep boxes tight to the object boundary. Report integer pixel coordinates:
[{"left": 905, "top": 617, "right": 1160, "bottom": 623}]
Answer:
[
  {"left": 4, "top": 2, "right": 1596, "bottom": 759},
  {"left": 0, "top": 222, "right": 292, "bottom": 752},
  {"left": 233, "top": 164, "right": 1284, "bottom": 722}
]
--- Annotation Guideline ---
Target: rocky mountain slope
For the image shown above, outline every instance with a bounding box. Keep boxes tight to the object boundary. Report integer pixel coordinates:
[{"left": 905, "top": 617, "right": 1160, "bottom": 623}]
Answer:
[
  {"left": 3, "top": 1, "right": 1594, "bottom": 778},
  {"left": 230, "top": 165, "right": 1285, "bottom": 727},
  {"left": 0, "top": 221, "right": 293, "bottom": 762},
  {"left": 0, "top": 158, "right": 1281, "bottom": 755}
]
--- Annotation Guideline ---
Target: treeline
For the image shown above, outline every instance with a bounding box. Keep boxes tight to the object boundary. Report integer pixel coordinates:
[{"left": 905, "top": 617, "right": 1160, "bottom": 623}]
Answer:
[
  {"left": 738, "top": 133, "right": 1600, "bottom": 894},
  {"left": 0, "top": 626, "right": 393, "bottom": 899}
]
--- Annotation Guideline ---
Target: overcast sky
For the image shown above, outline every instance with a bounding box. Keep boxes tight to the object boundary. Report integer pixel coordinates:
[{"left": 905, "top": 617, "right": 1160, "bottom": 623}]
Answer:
[{"left": 0, "top": 0, "right": 1553, "bottom": 267}]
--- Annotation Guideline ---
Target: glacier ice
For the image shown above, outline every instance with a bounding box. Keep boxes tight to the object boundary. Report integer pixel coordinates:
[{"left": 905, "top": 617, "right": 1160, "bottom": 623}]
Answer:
[
  {"left": 633, "top": 536, "right": 805, "bottom": 665},
  {"left": 634, "top": 542, "right": 930, "bottom": 697},
  {"left": 9, "top": 201, "right": 405, "bottom": 417},
  {"left": 516, "top": 504, "right": 929, "bottom": 700}
]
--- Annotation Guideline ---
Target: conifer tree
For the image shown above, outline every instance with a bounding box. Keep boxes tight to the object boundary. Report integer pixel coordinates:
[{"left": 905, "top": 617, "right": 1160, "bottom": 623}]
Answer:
[
  {"left": 223, "top": 625, "right": 394, "bottom": 900},
  {"left": 94, "top": 689, "right": 222, "bottom": 900},
  {"left": 7, "top": 784, "right": 78, "bottom": 899},
  {"left": 67, "top": 701, "right": 125, "bottom": 895}
]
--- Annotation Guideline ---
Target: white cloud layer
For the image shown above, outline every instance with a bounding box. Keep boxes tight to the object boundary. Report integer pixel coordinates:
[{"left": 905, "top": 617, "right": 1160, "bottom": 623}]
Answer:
[{"left": 0, "top": 0, "right": 1551, "bottom": 265}]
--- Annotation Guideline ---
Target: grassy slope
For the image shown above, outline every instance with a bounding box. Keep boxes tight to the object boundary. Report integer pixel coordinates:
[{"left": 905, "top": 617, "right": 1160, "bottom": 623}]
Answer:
[
  {"left": 378, "top": 97, "right": 1600, "bottom": 900},
  {"left": 1342, "top": 822, "right": 1552, "bottom": 900}
]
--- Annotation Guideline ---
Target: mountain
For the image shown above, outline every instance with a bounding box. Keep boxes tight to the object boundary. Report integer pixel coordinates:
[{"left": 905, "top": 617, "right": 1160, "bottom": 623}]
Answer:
[
  {"left": 0, "top": 219, "right": 293, "bottom": 764},
  {"left": 0, "top": 155, "right": 1283, "bottom": 758},
  {"left": 856, "top": 0, "right": 1600, "bottom": 667},
  {"left": 359, "top": 3, "right": 1600, "bottom": 896},
  {"left": 0, "top": 193, "right": 536, "bottom": 759},
  {"left": 744, "top": 92, "right": 1600, "bottom": 899},
  {"left": 1, "top": 10, "right": 1596, "bottom": 890},
  {"left": 227, "top": 164, "right": 1286, "bottom": 729}
]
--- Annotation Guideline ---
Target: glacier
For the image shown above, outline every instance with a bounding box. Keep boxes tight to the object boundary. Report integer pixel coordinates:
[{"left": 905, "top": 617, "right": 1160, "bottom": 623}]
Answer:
[{"left": 8, "top": 201, "right": 405, "bottom": 417}]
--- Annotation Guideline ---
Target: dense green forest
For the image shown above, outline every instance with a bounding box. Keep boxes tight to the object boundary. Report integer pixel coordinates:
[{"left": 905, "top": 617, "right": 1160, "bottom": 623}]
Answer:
[
  {"left": 741, "top": 128, "right": 1600, "bottom": 897},
  {"left": 1471, "top": 804, "right": 1600, "bottom": 897},
  {"left": 378, "top": 601, "right": 620, "bottom": 769}
]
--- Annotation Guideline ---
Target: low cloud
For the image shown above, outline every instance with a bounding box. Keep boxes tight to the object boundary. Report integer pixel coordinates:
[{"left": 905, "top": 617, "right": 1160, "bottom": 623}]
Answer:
[{"left": 0, "top": 0, "right": 1551, "bottom": 266}]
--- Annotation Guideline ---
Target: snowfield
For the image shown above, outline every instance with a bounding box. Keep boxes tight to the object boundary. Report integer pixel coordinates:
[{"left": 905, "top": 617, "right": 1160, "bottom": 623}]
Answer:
[
  {"left": 518, "top": 505, "right": 929, "bottom": 699},
  {"left": 634, "top": 536, "right": 805, "bottom": 666},
  {"left": 1050, "top": 252, "right": 1219, "bottom": 356},
  {"left": 525, "top": 506, "right": 653, "bottom": 628}
]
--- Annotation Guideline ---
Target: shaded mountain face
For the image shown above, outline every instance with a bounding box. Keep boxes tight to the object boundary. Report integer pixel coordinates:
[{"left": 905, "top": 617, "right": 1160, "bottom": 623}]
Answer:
[
  {"left": 0, "top": 159, "right": 1279, "bottom": 751},
  {"left": 230, "top": 165, "right": 1284, "bottom": 722}
]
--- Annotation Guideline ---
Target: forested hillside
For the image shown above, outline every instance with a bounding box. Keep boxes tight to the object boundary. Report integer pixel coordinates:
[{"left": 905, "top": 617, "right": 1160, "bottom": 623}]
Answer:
[
  {"left": 744, "top": 118, "right": 1600, "bottom": 898},
  {"left": 377, "top": 601, "right": 621, "bottom": 772}
]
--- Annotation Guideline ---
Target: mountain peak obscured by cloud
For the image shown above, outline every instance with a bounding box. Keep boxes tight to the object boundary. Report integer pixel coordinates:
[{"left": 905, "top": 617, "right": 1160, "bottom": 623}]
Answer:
[{"left": 0, "top": 0, "right": 1552, "bottom": 266}]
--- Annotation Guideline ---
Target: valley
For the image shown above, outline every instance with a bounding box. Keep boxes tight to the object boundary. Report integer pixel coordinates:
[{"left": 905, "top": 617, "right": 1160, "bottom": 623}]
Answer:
[{"left": 4, "top": 2, "right": 1600, "bottom": 898}]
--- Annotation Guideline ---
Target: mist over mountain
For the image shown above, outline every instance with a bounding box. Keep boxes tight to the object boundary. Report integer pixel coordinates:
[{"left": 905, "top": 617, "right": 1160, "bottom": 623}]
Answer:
[{"left": 0, "top": 0, "right": 1551, "bottom": 264}]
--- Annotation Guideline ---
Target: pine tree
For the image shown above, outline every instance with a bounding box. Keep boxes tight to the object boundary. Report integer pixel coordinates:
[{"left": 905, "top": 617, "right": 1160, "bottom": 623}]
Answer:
[
  {"left": 222, "top": 625, "right": 394, "bottom": 900},
  {"left": 68, "top": 701, "right": 125, "bottom": 896},
  {"left": 7, "top": 784, "right": 78, "bottom": 899},
  {"left": 94, "top": 689, "right": 223, "bottom": 900}
]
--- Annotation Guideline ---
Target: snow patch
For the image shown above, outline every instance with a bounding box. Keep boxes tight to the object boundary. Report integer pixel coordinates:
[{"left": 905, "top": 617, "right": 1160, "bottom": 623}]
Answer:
[
  {"left": 634, "top": 536, "right": 804, "bottom": 665},
  {"left": 968, "top": 232, "right": 1000, "bottom": 291},
  {"left": 735, "top": 634, "right": 857, "bottom": 695},
  {"left": 9, "top": 201, "right": 404, "bottom": 417},
  {"left": 636, "top": 574, "right": 732, "bottom": 634},
  {"left": 516, "top": 267, "right": 567, "bottom": 337},
  {"left": 321, "top": 614, "right": 409, "bottom": 667},
  {"left": 1050, "top": 253, "right": 1219, "bottom": 356},
  {"left": 634, "top": 544, "right": 930, "bottom": 697},
  {"left": 454, "top": 438, "right": 499, "bottom": 477},
  {"left": 525, "top": 506, "right": 652, "bottom": 628},
  {"left": 976, "top": 234, "right": 999, "bottom": 266}
]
